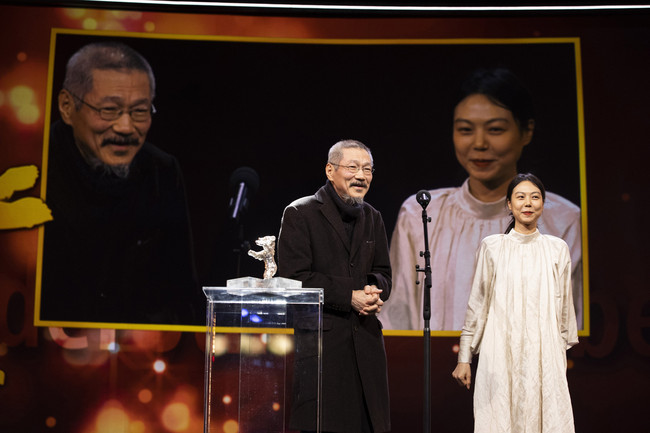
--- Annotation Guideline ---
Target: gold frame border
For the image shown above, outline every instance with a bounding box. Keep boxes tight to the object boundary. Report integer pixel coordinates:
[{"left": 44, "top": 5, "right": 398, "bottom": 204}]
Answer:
[{"left": 35, "top": 28, "right": 589, "bottom": 337}]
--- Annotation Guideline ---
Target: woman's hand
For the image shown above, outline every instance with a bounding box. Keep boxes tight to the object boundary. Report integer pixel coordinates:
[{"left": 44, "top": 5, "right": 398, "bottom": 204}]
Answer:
[{"left": 452, "top": 362, "right": 472, "bottom": 390}]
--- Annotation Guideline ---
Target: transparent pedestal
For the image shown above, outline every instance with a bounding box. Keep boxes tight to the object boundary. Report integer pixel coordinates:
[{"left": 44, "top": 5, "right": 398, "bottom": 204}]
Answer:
[{"left": 203, "top": 278, "right": 323, "bottom": 433}]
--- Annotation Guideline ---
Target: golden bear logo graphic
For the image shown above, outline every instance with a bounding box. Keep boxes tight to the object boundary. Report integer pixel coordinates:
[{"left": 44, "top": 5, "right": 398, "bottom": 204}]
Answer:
[{"left": 0, "top": 165, "right": 52, "bottom": 230}]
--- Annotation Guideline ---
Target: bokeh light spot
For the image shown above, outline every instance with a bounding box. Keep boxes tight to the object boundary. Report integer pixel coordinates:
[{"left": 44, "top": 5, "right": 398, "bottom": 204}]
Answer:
[
  {"left": 153, "top": 359, "right": 166, "bottom": 373},
  {"left": 451, "top": 343, "right": 460, "bottom": 354},
  {"left": 83, "top": 18, "right": 98, "bottom": 30},
  {"left": 130, "top": 420, "right": 146, "bottom": 433},
  {"left": 138, "top": 388, "right": 153, "bottom": 404},
  {"left": 268, "top": 334, "right": 293, "bottom": 356},
  {"left": 111, "top": 10, "right": 128, "bottom": 19},
  {"left": 272, "top": 402, "right": 281, "bottom": 411},
  {"left": 240, "top": 334, "right": 266, "bottom": 355},
  {"left": 567, "top": 359, "right": 575, "bottom": 370},
  {"left": 64, "top": 8, "right": 87, "bottom": 19},
  {"left": 9, "top": 85, "right": 35, "bottom": 107},
  {"left": 96, "top": 403, "right": 130, "bottom": 433},
  {"left": 222, "top": 394, "right": 232, "bottom": 405},
  {"left": 144, "top": 21, "right": 156, "bottom": 32},
  {"left": 131, "top": 330, "right": 165, "bottom": 351},
  {"left": 45, "top": 416, "right": 56, "bottom": 428},
  {"left": 17, "top": 52, "right": 27, "bottom": 62},
  {"left": 17, "top": 104, "right": 40, "bottom": 124},
  {"left": 161, "top": 402, "right": 190, "bottom": 432},
  {"left": 0, "top": 342, "right": 8, "bottom": 356},
  {"left": 223, "top": 419, "right": 239, "bottom": 433},
  {"left": 211, "top": 335, "right": 228, "bottom": 356}
]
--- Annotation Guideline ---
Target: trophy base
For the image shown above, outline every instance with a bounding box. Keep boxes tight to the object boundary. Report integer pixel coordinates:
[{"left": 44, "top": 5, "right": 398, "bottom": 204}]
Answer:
[{"left": 226, "top": 276, "right": 302, "bottom": 289}]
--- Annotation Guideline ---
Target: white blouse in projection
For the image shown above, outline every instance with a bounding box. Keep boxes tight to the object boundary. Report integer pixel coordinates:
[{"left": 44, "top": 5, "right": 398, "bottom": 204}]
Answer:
[
  {"left": 458, "top": 230, "right": 578, "bottom": 433},
  {"left": 381, "top": 179, "right": 582, "bottom": 331}
]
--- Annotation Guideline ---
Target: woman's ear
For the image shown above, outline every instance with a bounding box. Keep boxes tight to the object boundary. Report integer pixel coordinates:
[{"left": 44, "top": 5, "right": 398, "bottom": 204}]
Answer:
[{"left": 522, "top": 119, "right": 535, "bottom": 146}]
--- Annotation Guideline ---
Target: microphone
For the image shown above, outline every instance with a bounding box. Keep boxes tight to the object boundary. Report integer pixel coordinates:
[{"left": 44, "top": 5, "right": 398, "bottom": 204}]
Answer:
[
  {"left": 229, "top": 167, "right": 260, "bottom": 221},
  {"left": 416, "top": 189, "right": 431, "bottom": 210}
]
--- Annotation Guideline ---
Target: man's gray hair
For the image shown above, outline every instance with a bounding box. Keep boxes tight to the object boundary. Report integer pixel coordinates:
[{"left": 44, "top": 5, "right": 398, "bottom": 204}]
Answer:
[
  {"left": 328, "top": 139, "right": 373, "bottom": 166},
  {"left": 63, "top": 41, "right": 156, "bottom": 109}
]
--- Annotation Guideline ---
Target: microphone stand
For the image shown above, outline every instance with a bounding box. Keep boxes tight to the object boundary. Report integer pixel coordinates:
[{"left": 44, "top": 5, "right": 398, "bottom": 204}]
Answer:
[
  {"left": 233, "top": 222, "right": 250, "bottom": 278},
  {"left": 415, "top": 195, "right": 432, "bottom": 433},
  {"left": 230, "top": 194, "right": 249, "bottom": 278},
  {"left": 227, "top": 167, "right": 259, "bottom": 278}
]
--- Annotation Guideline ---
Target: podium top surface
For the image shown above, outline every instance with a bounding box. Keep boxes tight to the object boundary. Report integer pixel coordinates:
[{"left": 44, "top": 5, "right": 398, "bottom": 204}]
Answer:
[{"left": 203, "top": 286, "right": 323, "bottom": 305}]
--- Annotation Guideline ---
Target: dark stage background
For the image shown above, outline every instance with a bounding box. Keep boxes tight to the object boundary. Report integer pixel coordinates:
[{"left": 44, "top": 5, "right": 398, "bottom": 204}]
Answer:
[{"left": 0, "top": 3, "right": 649, "bottom": 432}]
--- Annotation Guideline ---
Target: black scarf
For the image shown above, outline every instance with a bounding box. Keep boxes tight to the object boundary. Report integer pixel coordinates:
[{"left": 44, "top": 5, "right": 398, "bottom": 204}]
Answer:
[{"left": 325, "top": 180, "right": 362, "bottom": 241}]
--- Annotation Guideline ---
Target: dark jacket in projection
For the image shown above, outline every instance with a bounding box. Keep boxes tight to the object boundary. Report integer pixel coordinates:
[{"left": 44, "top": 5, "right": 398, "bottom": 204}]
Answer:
[{"left": 40, "top": 120, "right": 201, "bottom": 325}]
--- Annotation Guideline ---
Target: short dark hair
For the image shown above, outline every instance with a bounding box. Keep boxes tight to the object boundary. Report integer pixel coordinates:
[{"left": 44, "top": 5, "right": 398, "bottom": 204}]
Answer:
[
  {"left": 63, "top": 41, "right": 155, "bottom": 108},
  {"left": 456, "top": 67, "right": 534, "bottom": 132},
  {"left": 328, "top": 139, "right": 373, "bottom": 166}
]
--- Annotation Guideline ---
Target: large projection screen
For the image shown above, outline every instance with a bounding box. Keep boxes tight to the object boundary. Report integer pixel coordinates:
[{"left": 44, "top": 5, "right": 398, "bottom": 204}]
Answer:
[{"left": 35, "top": 29, "right": 588, "bottom": 335}]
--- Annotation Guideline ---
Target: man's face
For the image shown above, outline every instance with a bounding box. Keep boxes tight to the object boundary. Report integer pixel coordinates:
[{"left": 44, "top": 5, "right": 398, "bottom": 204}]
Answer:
[
  {"left": 59, "top": 69, "right": 153, "bottom": 169},
  {"left": 326, "top": 147, "right": 373, "bottom": 204}
]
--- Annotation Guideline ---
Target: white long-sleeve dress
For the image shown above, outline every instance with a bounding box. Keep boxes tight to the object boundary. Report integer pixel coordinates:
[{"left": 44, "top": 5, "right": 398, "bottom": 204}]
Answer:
[
  {"left": 458, "top": 229, "right": 579, "bottom": 433},
  {"left": 381, "top": 179, "right": 582, "bottom": 331}
]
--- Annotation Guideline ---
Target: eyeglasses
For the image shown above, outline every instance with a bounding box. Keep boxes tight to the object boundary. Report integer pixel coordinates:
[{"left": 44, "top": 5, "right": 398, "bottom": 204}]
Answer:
[
  {"left": 330, "top": 163, "right": 375, "bottom": 175},
  {"left": 66, "top": 89, "right": 156, "bottom": 122}
]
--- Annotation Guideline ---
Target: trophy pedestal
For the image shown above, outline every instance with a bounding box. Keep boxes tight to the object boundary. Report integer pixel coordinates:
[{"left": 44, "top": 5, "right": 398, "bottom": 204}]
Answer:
[{"left": 202, "top": 278, "right": 323, "bottom": 432}]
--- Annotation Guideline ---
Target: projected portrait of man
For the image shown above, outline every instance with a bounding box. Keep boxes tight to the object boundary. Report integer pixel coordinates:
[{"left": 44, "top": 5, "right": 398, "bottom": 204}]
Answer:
[{"left": 39, "top": 41, "right": 200, "bottom": 325}]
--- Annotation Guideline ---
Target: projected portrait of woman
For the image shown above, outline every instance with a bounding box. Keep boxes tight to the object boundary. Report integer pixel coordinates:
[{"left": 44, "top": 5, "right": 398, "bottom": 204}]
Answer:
[{"left": 381, "top": 68, "right": 582, "bottom": 332}]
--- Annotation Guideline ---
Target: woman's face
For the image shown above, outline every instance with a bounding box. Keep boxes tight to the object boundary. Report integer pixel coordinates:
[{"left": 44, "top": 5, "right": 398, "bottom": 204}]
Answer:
[
  {"left": 453, "top": 93, "right": 533, "bottom": 189},
  {"left": 507, "top": 180, "right": 544, "bottom": 233}
]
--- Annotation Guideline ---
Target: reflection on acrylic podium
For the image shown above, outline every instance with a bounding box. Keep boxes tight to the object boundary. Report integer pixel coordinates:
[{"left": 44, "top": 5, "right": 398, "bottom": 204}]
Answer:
[{"left": 203, "top": 278, "right": 323, "bottom": 433}]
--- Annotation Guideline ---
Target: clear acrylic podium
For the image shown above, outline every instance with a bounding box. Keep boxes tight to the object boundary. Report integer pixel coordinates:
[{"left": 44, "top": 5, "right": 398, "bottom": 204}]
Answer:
[{"left": 203, "top": 277, "right": 323, "bottom": 433}]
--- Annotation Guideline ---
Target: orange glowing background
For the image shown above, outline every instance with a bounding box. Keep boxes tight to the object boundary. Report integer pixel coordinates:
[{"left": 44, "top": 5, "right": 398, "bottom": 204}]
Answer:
[{"left": 1, "top": 4, "right": 649, "bottom": 433}]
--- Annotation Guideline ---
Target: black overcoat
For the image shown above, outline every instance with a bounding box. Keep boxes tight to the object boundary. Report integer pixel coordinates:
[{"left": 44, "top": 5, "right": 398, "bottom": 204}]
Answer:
[{"left": 277, "top": 182, "right": 392, "bottom": 433}]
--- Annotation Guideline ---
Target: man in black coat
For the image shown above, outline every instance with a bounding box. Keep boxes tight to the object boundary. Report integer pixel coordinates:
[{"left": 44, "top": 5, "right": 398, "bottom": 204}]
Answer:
[
  {"left": 39, "top": 41, "right": 200, "bottom": 325},
  {"left": 277, "top": 139, "right": 391, "bottom": 433}
]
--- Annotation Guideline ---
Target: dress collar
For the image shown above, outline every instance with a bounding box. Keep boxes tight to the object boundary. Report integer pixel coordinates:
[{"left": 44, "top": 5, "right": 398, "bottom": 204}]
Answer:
[
  {"left": 507, "top": 228, "right": 541, "bottom": 243},
  {"left": 459, "top": 178, "right": 508, "bottom": 219}
]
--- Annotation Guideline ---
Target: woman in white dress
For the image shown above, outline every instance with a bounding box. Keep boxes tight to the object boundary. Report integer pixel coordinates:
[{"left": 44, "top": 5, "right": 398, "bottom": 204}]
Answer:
[
  {"left": 452, "top": 173, "right": 579, "bottom": 433},
  {"left": 382, "top": 68, "right": 582, "bottom": 331}
]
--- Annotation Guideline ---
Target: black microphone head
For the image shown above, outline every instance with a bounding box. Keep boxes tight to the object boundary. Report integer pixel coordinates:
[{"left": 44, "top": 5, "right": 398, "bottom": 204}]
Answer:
[
  {"left": 229, "top": 166, "right": 260, "bottom": 195},
  {"left": 416, "top": 189, "right": 431, "bottom": 209}
]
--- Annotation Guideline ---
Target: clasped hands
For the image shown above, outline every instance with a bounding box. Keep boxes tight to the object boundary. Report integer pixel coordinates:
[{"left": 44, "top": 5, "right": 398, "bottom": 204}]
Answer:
[{"left": 351, "top": 284, "right": 383, "bottom": 316}]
